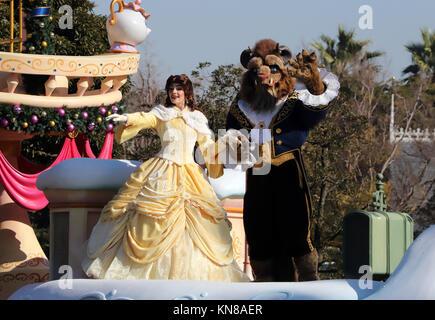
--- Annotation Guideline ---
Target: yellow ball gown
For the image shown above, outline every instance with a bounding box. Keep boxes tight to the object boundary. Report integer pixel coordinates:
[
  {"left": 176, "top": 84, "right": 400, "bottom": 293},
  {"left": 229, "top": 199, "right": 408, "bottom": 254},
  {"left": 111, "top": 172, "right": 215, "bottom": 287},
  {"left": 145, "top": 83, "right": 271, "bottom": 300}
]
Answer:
[{"left": 82, "top": 105, "right": 250, "bottom": 282}]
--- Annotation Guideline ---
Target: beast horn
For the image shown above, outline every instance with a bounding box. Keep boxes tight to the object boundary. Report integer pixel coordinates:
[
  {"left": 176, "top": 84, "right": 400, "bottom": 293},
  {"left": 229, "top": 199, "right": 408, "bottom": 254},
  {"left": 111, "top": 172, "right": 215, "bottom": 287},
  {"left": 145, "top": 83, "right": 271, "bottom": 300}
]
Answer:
[
  {"left": 240, "top": 47, "right": 253, "bottom": 69},
  {"left": 279, "top": 45, "right": 292, "bottom": 65}
]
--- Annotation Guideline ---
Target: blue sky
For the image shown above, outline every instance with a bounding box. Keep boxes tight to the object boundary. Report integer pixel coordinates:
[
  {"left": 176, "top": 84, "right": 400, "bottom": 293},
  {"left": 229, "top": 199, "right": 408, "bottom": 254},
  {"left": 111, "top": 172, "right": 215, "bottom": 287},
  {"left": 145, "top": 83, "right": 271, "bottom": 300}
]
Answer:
[{"left": 92, "top": 0, "right": 434, "bottom": 85}]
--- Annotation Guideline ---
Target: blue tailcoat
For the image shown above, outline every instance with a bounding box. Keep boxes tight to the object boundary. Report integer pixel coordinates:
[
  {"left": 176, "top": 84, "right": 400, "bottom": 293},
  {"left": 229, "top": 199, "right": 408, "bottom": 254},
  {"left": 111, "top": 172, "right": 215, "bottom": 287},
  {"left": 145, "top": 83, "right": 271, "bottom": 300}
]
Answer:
[{"left": 225, "top": 93, "right": 328, "bottom": 259}]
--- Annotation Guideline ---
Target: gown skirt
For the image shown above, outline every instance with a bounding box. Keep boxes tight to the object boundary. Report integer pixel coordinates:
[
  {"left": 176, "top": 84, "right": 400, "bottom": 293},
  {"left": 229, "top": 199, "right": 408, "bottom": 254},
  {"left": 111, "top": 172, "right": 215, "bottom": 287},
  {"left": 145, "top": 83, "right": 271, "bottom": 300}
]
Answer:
[{"left": 82, "top": 156, "right": 250, "bottom": 282}]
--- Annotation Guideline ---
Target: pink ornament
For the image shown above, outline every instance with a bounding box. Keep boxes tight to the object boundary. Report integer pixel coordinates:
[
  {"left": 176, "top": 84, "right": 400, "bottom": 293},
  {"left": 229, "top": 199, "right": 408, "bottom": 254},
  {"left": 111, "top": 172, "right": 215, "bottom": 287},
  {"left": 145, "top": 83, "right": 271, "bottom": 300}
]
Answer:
[
  {"left": 1, "top": 118, "right": 8, "bottom": 127},
  {"left": 13, "top": 105, "right": 21, "bottom": 114},
  {"left": 87, "top": 122, "right": 95, "bottom": 131},
  {"left": 106, "top": 123, "right": 114, "bottom": 132},
  {"left": 67, "top": 124, "right": 75, "bottom": 132},
  {"left": 58, "top": 108, "right": 66, "bottom": 117},
  {"left": 31, "top": 115, "right": 38, "bottom": 124},
  {"left": 99, "top": 107, "right": 107, "bottom": 115},
  {"left": 111, "top": 106, "right": 119, "bottom": 113},
  {"left": 81, "top": 111, "right": 89, "bottom": 120}
]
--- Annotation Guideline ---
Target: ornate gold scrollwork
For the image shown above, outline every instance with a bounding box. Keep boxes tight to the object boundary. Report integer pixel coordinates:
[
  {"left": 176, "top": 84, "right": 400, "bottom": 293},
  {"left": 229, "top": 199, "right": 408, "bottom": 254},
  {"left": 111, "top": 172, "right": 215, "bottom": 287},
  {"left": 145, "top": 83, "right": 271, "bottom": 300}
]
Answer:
[{"left": 67, "top": 128, "right": 79, "bottom": 139}]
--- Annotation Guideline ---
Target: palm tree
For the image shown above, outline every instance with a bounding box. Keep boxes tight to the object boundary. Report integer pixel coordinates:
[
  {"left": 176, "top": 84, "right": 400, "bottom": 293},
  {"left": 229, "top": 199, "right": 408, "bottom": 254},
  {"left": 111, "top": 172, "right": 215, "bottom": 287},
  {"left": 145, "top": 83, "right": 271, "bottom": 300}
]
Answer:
[
  {"left": 310, "top": 25, "right": 383, "bottom": 76},
  {"left": 403, "top": 28, "right": 435, "bottom": 83}
]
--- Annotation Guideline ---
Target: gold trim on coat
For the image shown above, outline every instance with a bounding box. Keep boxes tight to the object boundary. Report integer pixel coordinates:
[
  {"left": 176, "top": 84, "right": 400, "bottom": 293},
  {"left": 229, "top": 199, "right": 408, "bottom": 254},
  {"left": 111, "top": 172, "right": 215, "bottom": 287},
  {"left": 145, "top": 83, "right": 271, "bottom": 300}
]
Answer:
[
  {"left": 269, "top": 92, "right": 298, "bottom": 128},
  {"left": 296, "top": 148, "right": 315, "bottom": 252},
  {"left": 229, "top": 99, "right": 254, "bottom": 129},
  {"left": 301, "top": 103, "right": 329, "bottom": 112},
  {"left": 270, "top": 152, "right": 295, "bottom": 166}
]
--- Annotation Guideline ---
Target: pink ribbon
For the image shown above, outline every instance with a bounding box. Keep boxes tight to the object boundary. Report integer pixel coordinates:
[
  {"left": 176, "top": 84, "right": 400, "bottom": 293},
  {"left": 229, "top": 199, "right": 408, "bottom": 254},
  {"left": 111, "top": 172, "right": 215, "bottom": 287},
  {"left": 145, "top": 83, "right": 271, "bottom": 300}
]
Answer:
[{"left": 0, "top": 133, "right": 114, "bottom": 211}]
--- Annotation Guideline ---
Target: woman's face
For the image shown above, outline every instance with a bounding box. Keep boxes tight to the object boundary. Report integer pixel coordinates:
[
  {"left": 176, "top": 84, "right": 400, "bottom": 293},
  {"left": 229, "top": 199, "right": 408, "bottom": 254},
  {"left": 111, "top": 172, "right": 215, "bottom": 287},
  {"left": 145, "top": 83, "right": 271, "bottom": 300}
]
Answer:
[{"left": 168, "top": 83, "right": 186, "bottom": 108}]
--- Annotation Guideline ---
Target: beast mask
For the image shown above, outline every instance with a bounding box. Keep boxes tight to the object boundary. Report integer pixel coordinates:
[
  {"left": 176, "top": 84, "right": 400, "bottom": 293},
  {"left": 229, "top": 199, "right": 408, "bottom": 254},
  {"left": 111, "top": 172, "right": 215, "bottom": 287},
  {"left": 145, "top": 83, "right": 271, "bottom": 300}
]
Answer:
[{"left": 240, "top": 39, "right": 295, "bottom": 112}]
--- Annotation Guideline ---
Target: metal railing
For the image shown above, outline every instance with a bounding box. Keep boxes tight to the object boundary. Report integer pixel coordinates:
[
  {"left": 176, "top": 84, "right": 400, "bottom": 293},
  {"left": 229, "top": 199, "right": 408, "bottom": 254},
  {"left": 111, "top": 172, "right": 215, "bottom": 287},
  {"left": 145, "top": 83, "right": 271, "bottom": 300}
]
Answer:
[{"left": 0, "top": 0, "right": 23, "bottom": 53}]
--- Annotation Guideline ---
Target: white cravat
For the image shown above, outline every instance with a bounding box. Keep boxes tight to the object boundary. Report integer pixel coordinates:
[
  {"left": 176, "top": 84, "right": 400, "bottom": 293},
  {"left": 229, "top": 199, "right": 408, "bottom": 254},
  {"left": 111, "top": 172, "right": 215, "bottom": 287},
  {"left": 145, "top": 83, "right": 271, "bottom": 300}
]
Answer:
[{"left": 237, "top": 96, "right": 287, "bottom": 144}]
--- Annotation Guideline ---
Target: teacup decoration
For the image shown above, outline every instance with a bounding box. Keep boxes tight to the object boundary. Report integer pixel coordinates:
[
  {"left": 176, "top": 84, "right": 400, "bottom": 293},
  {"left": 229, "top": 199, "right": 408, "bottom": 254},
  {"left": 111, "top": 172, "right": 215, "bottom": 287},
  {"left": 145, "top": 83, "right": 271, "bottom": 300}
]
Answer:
[{"left": 106, "top": 0, "right": 151, "bottom": 53}]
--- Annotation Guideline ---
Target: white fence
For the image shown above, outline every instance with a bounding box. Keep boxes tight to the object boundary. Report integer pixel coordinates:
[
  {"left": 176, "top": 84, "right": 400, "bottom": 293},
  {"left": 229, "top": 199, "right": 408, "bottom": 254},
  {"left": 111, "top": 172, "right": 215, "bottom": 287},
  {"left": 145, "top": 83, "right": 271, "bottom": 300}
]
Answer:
[{"left": 391, "top": 128, "right": 435, "bottom": 143}]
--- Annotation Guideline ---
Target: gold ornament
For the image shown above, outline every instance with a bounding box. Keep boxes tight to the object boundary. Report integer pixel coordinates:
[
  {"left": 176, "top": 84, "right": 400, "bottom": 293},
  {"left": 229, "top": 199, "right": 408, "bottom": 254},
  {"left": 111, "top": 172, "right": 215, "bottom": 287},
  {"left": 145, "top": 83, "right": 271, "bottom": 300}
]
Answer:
[
  {"left": 11, "top": 118, "right": 16, "bottom": 123},
  {"left": 29, "top": 46, "right": 35, "bottom": 51},
  {"left": 27, "top": 33, "right": 32, "bottom": 39},
  {"left": 107, "top": 111, "right": 112, "bottom": 116},
  {"left": 40, "top": 22, "right": 45, "bottom": 28},
  {"left": 97, "top": 117, "right": 103, "bottom": 123},
  {"left": 50, "top": 32, "right": 55, "bottom": 38},
  {"left": 22, "top": 122, "right": 29, "bottom": 128},
  {"left": 41, "top": 111, "right": 47, "bottom": 117},
  {"left": 66, "top": 119, "right": 72, "bottom": 125},
  {"left": 42, "top": 41, "right": 47, "bottom": 47},
  {"left": 67, "top": 128, "right": 79, "bottom": 139},
  {"left": 49, "top": 121, "right": 55, "bottom": 127},
  {"left": 73, "top": 113, "right": 79, "bottom": 120},
  {"left": 49, "top": 16, "right": 53, "bottom": 21}
]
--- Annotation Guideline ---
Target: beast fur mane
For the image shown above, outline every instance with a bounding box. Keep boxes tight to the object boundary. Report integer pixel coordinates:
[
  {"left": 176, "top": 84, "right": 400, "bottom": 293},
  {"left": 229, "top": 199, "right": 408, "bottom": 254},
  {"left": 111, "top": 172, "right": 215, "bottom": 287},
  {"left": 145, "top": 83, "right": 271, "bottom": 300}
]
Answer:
[{"left": 240, "top": 39, "right": 295, "bottom": 112}]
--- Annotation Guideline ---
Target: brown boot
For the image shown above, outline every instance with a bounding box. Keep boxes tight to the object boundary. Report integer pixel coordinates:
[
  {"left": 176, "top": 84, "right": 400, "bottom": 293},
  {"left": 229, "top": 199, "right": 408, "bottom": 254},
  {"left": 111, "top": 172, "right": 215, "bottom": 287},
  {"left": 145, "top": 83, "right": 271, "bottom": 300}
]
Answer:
[
  {"left": 293, "top": 249, "right": 320, "bottom": 281},
  {"left": 250, "top": 259, "right": 275, "bottom": 282},
  {"left": 273, "top": 255, "right": 298, "bottom": 282}
]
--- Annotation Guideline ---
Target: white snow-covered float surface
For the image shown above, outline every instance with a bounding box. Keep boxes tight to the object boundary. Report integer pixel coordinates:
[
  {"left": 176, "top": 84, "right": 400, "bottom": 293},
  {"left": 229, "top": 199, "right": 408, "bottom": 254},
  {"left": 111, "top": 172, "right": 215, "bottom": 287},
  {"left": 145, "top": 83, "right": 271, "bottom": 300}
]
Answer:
[
  {"left": 365, "top": 225, "right": 435, "bottom": 300},
  {"left": 9, "top": 226, "right": 435, "bottom": 300},
  {"left": 9, "top": 279, "right": 382, "bottom": 300},
  {"left": 208, "top": 168, "right": 246, "bottom": 199},
  {"left": 37, "top": 158, "right": 246, "bottom": 199},
  {"left": 37, "top": 158, "right": 142, "bottom": 190}
]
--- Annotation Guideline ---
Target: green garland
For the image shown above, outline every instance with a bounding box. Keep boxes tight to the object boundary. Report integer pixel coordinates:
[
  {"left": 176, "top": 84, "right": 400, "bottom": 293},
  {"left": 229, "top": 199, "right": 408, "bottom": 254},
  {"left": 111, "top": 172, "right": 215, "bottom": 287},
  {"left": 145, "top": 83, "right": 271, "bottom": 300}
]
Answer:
[
  {"left": 0, "top": 1, "right": 128, "bottom": 137},
  {"left": 23, "top": 0, "right": 55, "bottom": 55},
  {"left": 0, "top": 102, "right": 125, "bottom": 137}
]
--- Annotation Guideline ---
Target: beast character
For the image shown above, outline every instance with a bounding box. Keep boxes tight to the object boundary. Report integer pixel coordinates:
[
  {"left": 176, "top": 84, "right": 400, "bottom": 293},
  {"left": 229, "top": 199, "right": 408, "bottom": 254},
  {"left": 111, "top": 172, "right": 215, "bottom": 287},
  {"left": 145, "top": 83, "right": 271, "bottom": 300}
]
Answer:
[{"left": 226, "top": 39, "right": 340, "bottom": 281}]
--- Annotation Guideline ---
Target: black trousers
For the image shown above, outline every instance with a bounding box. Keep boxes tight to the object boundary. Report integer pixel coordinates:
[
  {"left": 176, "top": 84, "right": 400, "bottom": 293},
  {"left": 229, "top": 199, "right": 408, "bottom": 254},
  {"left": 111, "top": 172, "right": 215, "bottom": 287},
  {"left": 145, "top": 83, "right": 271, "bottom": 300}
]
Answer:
[{"left": 243, "top": 151, "right": 314, "bottom": 260}]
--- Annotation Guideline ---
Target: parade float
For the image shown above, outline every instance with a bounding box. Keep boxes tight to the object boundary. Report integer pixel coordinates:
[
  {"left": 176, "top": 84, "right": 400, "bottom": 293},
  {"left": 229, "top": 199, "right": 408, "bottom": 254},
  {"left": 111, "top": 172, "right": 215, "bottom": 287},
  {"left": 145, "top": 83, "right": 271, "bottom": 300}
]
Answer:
[
  {"left": 0, "top": 0, "right": 147, "bottom": 298},
  {"left": 8, "top": 160, "right": 435, "bottom": 299},
  {"left": 1, "top": 0, "right": 434, "bottom": 301}
]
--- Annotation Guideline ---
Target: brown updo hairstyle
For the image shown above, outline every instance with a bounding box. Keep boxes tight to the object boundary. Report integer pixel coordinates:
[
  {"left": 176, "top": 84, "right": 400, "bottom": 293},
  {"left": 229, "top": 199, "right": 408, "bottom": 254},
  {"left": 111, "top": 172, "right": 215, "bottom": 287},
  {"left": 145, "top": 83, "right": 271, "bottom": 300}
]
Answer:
[{"left": 164, "top": 74, "right": 196, "bottom": 109}]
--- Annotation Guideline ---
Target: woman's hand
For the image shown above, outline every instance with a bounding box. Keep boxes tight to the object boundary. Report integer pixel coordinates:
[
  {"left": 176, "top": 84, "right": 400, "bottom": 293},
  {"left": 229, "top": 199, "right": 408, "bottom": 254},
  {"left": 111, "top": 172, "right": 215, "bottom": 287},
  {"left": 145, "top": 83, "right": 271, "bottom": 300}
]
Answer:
[{"left": 106, "top": 114, "right": 128, "bottom": 123}]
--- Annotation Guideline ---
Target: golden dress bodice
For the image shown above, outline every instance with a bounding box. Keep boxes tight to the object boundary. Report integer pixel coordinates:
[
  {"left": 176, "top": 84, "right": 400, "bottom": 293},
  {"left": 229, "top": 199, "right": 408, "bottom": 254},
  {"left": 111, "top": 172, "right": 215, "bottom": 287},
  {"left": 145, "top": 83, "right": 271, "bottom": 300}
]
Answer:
[
  {"left": 154, "top": 117, "right": 199, "bottom": 165},
  {"left": 114, "top": 106, "right": 223, "bottom": 178}
]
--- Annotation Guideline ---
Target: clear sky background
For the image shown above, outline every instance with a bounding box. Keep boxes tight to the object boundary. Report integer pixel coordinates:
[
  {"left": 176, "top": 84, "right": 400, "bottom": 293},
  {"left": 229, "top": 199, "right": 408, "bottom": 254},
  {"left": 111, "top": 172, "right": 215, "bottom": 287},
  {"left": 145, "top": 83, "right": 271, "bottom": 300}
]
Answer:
[{"left": 92, "top": 0, "right": 434, "bottom": 85}]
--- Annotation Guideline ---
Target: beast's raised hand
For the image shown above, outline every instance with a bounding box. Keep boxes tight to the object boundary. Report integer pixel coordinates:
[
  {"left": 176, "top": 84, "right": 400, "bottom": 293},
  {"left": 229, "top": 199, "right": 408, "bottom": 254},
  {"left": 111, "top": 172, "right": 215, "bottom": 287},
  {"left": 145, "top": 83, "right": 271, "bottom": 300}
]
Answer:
[{"left": 289, "top": 50, "right": 325, "bottom": 95}]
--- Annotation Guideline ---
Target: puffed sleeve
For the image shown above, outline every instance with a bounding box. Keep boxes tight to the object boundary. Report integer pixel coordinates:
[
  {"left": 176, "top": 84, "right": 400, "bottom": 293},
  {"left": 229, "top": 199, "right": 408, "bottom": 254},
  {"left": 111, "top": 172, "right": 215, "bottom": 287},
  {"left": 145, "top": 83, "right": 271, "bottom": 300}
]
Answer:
[
  {"left": 292, "top": 68, "right": 340, "bottom": 130},
  {"left": 294, "top": 68, "right": 340, "bottom": 109},
  {"left": 114, "top": 112, "right": 159, "bottom": 144},
  {"left": 196, "top": 132, "right": 224, "bottom": 179}
]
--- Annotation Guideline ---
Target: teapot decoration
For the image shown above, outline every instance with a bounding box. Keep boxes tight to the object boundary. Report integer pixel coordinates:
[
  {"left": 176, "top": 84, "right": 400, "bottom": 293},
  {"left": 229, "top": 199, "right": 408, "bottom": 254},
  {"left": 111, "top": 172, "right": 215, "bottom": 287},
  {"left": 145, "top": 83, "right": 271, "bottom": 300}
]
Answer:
[{"left": 106, "top": 0, "right": 151, "bottom": 53}]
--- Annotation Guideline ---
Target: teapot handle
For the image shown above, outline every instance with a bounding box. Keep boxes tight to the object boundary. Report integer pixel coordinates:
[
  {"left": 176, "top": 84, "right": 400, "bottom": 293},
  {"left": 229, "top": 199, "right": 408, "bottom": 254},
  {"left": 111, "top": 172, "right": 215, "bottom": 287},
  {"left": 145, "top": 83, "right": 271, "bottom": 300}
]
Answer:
[{"left": 109, "top": 0, "right": 124, "bottom": 25}]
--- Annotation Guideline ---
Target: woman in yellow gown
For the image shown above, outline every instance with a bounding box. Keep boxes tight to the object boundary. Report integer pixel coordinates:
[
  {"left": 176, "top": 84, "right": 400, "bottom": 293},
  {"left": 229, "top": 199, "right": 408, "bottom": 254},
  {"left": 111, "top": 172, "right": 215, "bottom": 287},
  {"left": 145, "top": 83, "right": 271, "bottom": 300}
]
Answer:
[{"left": 82, "top": 75, "right": 250, "bottom": 282}]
